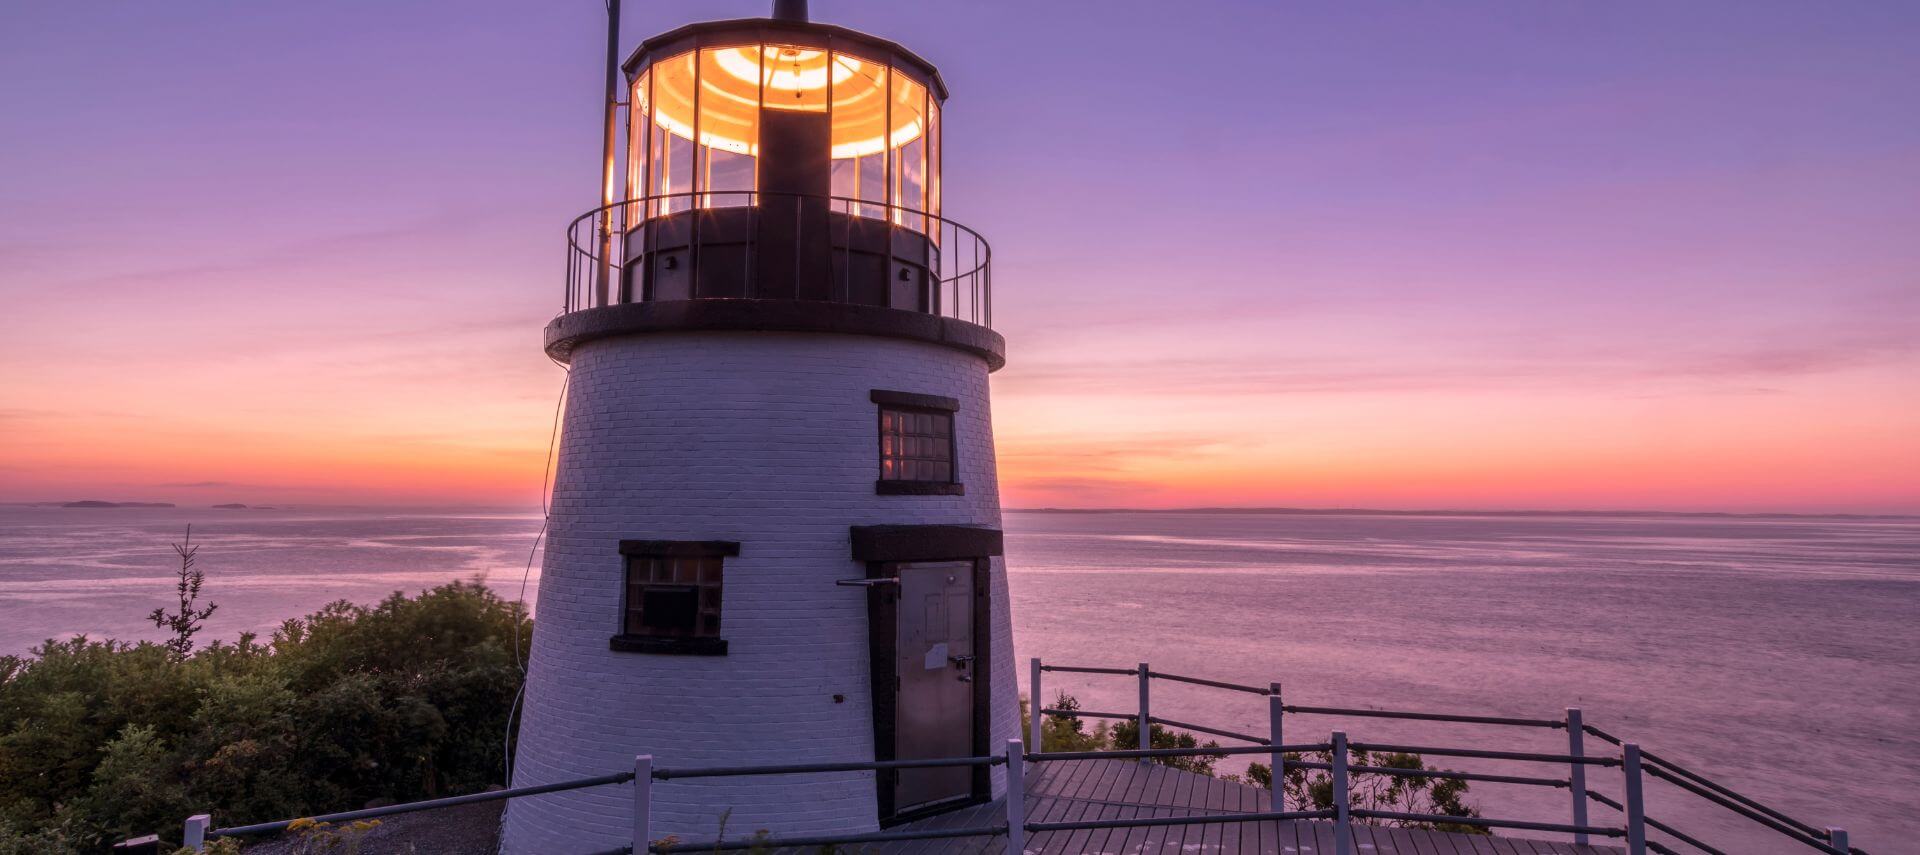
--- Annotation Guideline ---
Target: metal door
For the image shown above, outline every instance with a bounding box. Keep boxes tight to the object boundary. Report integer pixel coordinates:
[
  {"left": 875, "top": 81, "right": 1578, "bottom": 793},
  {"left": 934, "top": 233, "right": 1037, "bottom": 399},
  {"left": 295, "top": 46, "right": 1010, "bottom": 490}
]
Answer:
[{"left": 893, "top": 561, "right": 977, "bottom": 812}]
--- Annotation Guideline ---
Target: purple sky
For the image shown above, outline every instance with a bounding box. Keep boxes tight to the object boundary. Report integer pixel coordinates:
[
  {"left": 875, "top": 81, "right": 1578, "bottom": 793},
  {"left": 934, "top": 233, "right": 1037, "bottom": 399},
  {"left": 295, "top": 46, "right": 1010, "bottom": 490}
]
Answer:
[{"left": 3, "top": 1, "right": 1917, "bottom": 511}]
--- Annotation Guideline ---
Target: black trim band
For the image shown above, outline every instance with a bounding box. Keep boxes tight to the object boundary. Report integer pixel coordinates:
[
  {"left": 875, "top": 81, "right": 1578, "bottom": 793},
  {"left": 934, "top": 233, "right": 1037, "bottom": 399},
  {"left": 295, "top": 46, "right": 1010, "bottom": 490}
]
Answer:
[
  {"left": 618, "top": 540, "right": 740, "bottom": 557},
  {"left": 624, "top": 18, "right": 950, "bottom": 102},
  {"left": 545, "top": 300, "right": 1006, "bottom": 371},
  {"left": 870, "top": 389, "right": 960, "bottom": 412},
  {"left": 850, "top": 525, "right": 1002, "bottom": 562}
]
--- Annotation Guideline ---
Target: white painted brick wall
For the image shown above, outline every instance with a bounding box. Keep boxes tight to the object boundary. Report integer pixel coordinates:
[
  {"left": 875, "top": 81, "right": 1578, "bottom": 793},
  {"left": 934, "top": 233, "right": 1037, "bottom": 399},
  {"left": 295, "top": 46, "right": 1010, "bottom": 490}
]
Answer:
[{"left": 501, "top": 330, "right": 1016, "bottom": 854}]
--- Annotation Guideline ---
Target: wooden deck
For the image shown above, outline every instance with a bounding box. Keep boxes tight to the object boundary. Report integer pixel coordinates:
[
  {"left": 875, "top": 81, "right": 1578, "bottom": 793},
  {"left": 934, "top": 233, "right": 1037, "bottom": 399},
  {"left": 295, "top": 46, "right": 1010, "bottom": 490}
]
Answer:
[{"left": 872, "top": 758, "right": 1620, "bottom": 855}]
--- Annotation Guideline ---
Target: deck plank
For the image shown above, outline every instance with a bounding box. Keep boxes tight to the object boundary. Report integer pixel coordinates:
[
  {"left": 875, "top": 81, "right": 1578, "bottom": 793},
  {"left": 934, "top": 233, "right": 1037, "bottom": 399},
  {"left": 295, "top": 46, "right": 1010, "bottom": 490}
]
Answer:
[
  {"left": 1234, "top": 776, "right": 1260, "bottom": 855},
  {"left": 1025, "top": 762, "right": 1078, "bottom": 855},
  {"left": 1485, "top": 833, "right": 1536, "bottom": 855},
  {"left": 1087, "top": 755, "right": 1145, "bottom": 855},
  {"left": 1121, "top": 762, "right": 1177, "bottom": 855},
  {"left": 883, "top": 758, "right": 1623, "bottom": 855},
  {"left": 1387, "top": 824, "right": 1430, "bottom": 854},
  {"left": 1168, "top": 766, "right": 1202, "bottom": 853},
  {"left": 1063, "top": 757, "right": 1128, "bottom": 854}
]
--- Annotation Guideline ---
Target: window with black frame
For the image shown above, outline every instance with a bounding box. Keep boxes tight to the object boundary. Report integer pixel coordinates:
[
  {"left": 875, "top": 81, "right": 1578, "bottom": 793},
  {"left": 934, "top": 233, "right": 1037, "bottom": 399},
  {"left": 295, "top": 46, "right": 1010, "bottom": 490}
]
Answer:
[
  {"left": 612, "top": 540, "right": 737, "bottom": 655},
  {"left": 872, "top": 390, "right": 962, "bottom": 495}
]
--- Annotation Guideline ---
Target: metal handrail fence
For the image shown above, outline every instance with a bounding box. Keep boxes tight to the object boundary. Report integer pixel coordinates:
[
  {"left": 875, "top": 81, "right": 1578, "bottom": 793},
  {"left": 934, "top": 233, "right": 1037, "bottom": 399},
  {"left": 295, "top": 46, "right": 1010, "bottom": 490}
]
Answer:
[
  {"left": 152, "top": 660, "right": 1864, "bottom": 855},
  {"left": 562, "top": 192, "right": 992, "bottom": 328},
  {"left": 1030, "top": 657, "right": 1864, "bottom": 855}
]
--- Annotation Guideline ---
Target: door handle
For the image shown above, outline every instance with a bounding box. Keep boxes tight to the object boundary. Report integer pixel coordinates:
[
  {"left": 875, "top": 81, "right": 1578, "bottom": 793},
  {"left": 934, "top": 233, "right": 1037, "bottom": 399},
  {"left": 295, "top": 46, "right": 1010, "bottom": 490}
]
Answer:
[{"left": 835, "top": 577, "right": 899, "bottom": 587}]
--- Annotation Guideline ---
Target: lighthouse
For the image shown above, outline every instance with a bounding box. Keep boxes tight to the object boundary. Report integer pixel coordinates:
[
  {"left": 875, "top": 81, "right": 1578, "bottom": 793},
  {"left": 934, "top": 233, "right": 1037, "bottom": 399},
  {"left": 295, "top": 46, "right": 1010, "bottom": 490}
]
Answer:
[{"left": 502, "top": 1, "right": 1015, "bottom": 850}]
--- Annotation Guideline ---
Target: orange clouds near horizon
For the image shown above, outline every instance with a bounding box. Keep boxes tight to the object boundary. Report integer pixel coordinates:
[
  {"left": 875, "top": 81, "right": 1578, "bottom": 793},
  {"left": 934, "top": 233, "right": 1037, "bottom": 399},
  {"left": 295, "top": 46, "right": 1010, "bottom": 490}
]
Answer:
[{"left": 4, "top": 1, "right": 1918, "bottom": 515}]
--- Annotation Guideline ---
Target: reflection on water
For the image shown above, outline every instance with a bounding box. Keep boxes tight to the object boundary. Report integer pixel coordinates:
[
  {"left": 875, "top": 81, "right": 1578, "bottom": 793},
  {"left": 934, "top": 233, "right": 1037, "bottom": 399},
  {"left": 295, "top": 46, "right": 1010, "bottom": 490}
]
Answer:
[{"left": 0, "top": 506, "right": 1914, "bottom": 851}]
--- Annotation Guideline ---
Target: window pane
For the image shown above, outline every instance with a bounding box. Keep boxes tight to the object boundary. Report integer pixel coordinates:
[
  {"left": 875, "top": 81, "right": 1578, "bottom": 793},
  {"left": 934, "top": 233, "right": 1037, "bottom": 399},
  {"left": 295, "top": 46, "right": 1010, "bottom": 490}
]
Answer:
[
  {"left": 640, "top": 587, "right": 699, "bottom": 635},
  {"left": 652, "top": 51, "right": 697, "bottom": 215},
  {"left": 890, "top": 73, "right": 927, "bottom": 232},
  {"left": 697, "top": 47, "right": 759, "bottom": 209},
  {"left": 625, "top": 551, "right": 726, "bottom": 638}
]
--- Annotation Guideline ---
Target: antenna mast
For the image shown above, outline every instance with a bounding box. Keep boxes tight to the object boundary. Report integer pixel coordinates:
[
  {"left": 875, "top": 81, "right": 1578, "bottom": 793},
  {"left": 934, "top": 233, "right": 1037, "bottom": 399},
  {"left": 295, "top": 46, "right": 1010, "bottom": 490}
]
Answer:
[{"left": 594, "top": 0, "right": 623, "bottom": 305}]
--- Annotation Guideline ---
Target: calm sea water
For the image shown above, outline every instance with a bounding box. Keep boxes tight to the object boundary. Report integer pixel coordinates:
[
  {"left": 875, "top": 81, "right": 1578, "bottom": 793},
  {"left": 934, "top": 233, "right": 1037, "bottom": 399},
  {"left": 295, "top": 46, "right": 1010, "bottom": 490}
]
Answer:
[{"left": 1, "top": 506, "right": 1914, "bottom": 852}]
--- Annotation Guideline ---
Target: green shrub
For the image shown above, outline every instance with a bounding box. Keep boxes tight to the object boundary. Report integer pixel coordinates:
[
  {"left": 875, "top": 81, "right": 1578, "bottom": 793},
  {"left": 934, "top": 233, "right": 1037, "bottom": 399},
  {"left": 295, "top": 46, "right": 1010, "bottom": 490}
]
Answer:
[
  {"left": 0, "top": 581, "right": 529, "bottom": 852},
  {"left": 1246, "top": 749, "right": 1487, "bottom": 835},
  {"left": 1019, "top": 691, "right": 1226, "bottom": 773},
  {"left": 1024, "top": 693, "right": 1483, "bottom": 833}
]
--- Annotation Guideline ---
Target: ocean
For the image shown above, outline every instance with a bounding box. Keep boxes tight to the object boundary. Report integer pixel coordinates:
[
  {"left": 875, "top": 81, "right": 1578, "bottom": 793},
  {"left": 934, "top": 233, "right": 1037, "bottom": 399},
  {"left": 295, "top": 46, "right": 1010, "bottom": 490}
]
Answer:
[{"left": 1, "top": 506, "right": 1914, "bottom": 852}]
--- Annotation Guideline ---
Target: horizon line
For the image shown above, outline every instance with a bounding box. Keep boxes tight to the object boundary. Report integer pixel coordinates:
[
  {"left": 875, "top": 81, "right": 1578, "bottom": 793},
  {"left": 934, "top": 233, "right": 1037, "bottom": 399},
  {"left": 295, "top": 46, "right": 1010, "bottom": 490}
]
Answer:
[{"left": 6, "top": 500, "right": 1915, "bottom": 521}]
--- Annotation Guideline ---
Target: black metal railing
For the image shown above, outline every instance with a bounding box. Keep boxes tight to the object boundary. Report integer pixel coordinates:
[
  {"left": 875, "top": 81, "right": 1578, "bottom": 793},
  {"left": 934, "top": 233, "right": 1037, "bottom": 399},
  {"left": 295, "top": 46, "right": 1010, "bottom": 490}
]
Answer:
[
  {"left": 153, "top": 661, "right": 1868, "bottom": 855},
  {"left": 562, "top": 192, "right": 991, "bottom": 328},
  {"left": 1030, "top": 658, "right": 1866, "bottom": 855}
]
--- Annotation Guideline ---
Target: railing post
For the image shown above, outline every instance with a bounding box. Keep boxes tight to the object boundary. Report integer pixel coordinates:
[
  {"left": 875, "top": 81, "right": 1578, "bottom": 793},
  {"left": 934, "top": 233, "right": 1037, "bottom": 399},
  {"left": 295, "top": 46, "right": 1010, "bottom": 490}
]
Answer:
[
  {"left": 1567, "top": 707, "right": 1589, "bottom": 844},
  {"left": 1330, "top": 731, "right": 1352, "bottom": 855},
  {"left": 1827, "top": 827, "right": 1849, "bottom": 854},
  {"left": 1268, "top": 682, "right": 1284, "bottom": 811},
  {"left": 1136, "top": 662, "right": 1151, "bottom": 760},
  {"left": 1005, "top": 739, "right": 1027, "bottom": 854},
  {"left": 183, "top": 814, "right": 209, "bottom": 852},
  {"left": 634, "top": 754, "right": 653, "bottom": 855},
  {"left": 1623, "top": 743, "right": 1647, "bottom": 855},
  {"left": 1028, "top": 657, "right": 1044, "bottom": 753}
]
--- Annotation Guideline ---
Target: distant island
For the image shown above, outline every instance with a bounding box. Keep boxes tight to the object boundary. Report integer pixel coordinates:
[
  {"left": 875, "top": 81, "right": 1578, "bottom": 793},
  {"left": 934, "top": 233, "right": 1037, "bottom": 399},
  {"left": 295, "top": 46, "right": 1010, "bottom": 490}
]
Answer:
[
  {"left": 1, "top": 500, "right": 281, "bottom": 509},
  {"left": 58, "top": 500, "right": 175, "bottom": 508}
]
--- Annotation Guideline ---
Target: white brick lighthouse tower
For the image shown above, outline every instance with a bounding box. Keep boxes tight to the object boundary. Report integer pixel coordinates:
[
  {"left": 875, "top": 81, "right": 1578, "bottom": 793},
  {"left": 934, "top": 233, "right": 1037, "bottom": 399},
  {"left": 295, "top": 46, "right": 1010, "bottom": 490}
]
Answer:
[{"left": 503, "top": 2, "right": 1015, "bottom": 850}]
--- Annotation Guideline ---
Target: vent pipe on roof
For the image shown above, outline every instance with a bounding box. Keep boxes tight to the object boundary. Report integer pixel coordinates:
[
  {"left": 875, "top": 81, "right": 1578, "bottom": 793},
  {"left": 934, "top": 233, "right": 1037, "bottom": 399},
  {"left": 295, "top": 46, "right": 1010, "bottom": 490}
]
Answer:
[{"left": 773, "top": 0, "right": 808, "bottom": 23}]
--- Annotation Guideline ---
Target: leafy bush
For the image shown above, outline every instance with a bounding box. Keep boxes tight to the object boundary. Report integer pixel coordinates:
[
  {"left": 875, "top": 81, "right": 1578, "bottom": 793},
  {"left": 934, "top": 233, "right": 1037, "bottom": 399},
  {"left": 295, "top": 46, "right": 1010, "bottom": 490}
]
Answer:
[
  {"left": 0, "top": 581, "right": 528, "bottom": 852},
  {"left": 1022, "top": 693, "right": 1483, "bottom": 833},
  {"left": 1019, "top": 691, "right": 1227, "bottom": 774},
  {"left": 1246, "top": 749, "right": 1487, "bottom": 834}
]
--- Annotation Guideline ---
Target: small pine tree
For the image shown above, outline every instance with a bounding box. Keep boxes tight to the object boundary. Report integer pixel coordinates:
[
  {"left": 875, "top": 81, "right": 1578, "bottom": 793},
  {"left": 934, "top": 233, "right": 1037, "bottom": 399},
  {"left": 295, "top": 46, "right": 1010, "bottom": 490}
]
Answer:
[{"left": 149, "top": 525, "right": 217, "bottom": 659}]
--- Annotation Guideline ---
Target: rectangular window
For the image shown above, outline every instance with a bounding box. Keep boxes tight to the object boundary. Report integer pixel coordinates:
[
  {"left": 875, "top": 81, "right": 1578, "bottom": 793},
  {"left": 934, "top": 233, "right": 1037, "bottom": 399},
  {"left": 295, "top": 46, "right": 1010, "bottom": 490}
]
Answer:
[
  {"left": 612, "top": 540, "right": 737, "bottom": 655},
  {"left": 872, "top": 390, "right": 963, "bottom": 495}
]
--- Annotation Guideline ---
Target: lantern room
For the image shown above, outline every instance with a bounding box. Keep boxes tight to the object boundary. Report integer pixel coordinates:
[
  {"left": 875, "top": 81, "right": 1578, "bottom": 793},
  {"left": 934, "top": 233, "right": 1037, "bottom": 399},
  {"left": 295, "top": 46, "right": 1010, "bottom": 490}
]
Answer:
[
  {"left": 567, "top": 3, "right": 985, "bottom": 321},
  {"left": 628, "top": 43, "right": 940, "bottom": 228}
]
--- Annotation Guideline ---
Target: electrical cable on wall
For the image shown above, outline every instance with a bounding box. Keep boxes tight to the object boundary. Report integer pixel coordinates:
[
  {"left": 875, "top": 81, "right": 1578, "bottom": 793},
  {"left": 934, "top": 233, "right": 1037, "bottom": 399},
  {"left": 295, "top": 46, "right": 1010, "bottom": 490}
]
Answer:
[{"left": 502, "top": 361, "right": 570, "bottom": 783}]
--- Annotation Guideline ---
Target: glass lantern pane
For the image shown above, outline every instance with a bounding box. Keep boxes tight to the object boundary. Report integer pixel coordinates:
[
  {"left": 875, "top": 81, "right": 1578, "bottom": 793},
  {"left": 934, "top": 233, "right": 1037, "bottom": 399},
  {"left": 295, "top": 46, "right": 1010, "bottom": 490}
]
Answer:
[
  {"left": 830, "top": 52, "right": 888, "bottom": 220},
  {"left": 697, "top": 47, "right": 759, "bottom": 209},
  {"left": 628, "top": 70, "right": 650, "bottom": 224},
  {"left": 651, "top": 50, "right": 697, "bottom": 215},
  {"left": 927, "top": 99, "right": 941, "bottom": 244},
  {"left": 890, "top": 73, "right": 927, "bottom": 232}
]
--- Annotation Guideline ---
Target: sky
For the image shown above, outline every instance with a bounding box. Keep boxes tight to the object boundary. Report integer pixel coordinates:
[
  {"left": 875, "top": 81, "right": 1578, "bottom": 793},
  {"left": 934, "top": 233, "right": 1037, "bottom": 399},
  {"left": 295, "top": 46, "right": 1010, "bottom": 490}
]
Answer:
[{"left": 2, "top": 1, "right": 1917, "bottom": 514}]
